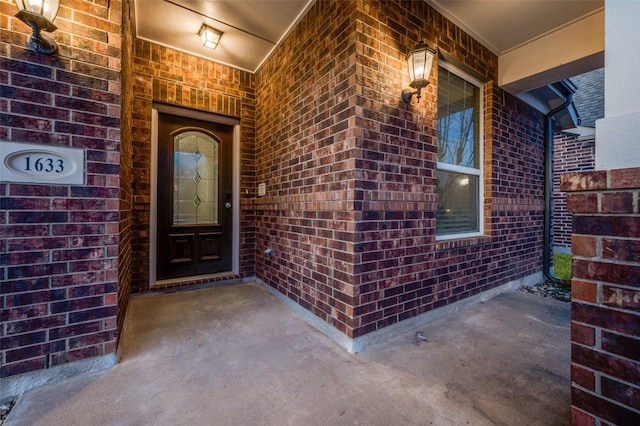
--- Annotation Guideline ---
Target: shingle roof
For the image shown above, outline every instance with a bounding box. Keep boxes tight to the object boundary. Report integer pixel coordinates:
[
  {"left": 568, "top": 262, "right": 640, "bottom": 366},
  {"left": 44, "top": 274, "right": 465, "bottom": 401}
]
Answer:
[{"left": 570, "top": 68, "right": 604, "bottom": 128}]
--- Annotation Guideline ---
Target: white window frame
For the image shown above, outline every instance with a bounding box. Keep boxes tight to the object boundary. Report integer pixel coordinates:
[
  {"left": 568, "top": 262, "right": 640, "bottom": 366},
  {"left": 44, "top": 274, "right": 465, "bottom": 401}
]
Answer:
[{"left": 436, "top": 62, "right": 484, "bottom": 241}]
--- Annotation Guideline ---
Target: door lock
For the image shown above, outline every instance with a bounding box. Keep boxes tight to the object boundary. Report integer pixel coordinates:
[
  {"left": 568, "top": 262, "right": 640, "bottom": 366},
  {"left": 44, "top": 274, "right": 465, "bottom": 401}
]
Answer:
[{"left": 225, "top": 192, "right": 232, "bottom": 209}]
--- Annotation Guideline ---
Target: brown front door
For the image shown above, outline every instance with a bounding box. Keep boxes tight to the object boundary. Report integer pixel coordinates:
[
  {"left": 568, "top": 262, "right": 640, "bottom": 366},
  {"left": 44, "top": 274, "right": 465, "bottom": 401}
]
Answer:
[{"left": 157, "top": 113, "right": 233, "bottom": 280}]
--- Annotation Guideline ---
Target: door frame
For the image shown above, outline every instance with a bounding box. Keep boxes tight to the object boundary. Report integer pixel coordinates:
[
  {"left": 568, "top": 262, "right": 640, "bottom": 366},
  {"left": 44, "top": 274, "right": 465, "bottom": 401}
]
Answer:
[{"left": 150, "top": 103, "right": 240, "bottom": 287}]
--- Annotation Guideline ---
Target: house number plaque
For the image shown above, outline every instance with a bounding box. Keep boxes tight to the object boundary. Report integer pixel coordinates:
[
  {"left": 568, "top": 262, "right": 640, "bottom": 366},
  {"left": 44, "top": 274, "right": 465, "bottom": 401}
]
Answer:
[{"left": 0, "top": 142, "right": 85, "bottom": 185}]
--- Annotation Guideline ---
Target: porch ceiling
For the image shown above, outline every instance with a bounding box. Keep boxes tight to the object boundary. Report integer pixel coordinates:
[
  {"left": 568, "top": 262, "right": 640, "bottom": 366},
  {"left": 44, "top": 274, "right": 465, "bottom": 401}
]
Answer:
[
  {"left": 134, "top": 0, "right": 315, "bottom": 73},
  {"left": 135, "top": 0, "right": 603, "bottom": 87},
  {"left": 428, "top": 0, "right": 603, "bottom": 56}
]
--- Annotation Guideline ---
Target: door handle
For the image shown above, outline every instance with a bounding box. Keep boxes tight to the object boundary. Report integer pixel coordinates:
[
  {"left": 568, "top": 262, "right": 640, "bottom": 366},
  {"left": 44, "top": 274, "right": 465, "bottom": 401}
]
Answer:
[{"left": 225, "top": 202, "right": 232, "bottom": 209}]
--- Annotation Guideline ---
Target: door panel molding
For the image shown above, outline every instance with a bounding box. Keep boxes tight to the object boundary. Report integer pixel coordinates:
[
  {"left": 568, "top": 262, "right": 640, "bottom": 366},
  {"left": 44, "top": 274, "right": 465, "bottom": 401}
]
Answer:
[
  {"left": 150, "top": 104, "right": 240, "bottom": 287},
  {"left": 199, "top": 232, "right": 222, "bottom": 261},
  {"left": 169, "top": 233, "right": 195, "bottom": 263}
]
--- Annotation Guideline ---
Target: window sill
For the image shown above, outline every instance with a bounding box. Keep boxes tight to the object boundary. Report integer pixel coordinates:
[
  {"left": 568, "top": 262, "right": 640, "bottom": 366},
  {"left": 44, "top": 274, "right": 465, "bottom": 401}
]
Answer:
[{"left": 435, "top": 235, "right": 492, "bottom": 251}]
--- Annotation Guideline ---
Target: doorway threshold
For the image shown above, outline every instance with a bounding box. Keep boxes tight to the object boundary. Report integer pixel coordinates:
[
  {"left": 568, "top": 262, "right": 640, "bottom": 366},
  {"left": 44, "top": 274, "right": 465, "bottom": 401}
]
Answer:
[{"left": 152, "top": 272, "right": 241, "bottom": 291}]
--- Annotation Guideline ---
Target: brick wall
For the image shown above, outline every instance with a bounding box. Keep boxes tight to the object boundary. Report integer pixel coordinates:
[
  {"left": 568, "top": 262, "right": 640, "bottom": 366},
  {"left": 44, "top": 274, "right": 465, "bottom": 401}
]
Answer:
[
  {"left": 254, "top": 0, "right": 360, "bottom": 335},
  {"left": 0, "top": 0, "right": 122, "bottom": 377},
  {"left": 255, "top": 0, "right": 545, "bottom": 339},
  {"left": 129, "top": 39, "right": 256, "bottom": 292},
  {"left": 552, "top": 69, "right": 602, "bottom": 253},
  {"left": 553, "top": 133, "right": 595, "bottom": 250},
  {"left": 562, "top": 168, "right": 640, "bottom": 425},
  {"left": 118, "top": 0, "right": 133, "bottom": 338}
]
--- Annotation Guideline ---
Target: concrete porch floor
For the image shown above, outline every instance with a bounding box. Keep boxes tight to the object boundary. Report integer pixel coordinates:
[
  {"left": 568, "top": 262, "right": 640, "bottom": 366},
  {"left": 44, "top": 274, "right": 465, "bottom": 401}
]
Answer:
[{"left": 6, "top": 282, "right": 571, "bottom": 425}]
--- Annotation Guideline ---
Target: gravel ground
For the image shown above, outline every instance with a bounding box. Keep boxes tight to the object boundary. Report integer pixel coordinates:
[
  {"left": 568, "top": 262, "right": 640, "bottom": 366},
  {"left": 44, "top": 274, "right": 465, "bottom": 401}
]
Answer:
[
  {"left": 0, "top": 281, "right": 569, "bottom": 425},
  {"left": 520, "top": 281, "right": 571, "bottom": 303},
  {"left": 0, "top": 401, "right": 15, "bottom": 426}
]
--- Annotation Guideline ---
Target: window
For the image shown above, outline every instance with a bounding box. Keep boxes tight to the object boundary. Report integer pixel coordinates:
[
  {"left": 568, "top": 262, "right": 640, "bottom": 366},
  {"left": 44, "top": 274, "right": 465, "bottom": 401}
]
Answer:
[{"left": 436, "top": 64, "right": 483, "bottom": 239}]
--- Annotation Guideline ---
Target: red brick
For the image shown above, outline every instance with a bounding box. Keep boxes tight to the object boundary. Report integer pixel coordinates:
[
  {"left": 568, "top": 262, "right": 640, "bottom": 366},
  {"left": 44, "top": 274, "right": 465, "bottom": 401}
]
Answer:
[
  {"left": 572, "top": 387, "right": 640, "bottom": 425},
  {"left": 1, "top": 224, "right": 50, "bottom": 238},
  {"left": 0, "top": 357, "right": 46, "bottom": 378},
  {"left": 571, "top": 363, "right": 596, "bottom": 390},
  {"left": 69, "top": 330, "right": 117, "bottom": 349},
  {"left": 0, "top": 277, "right": 49, "bottom": 294},
  {"left": 601, "top": 191, "right": 634, "bottom": 214},
  {"left": 5, "top": 289, "right": 66, "bottom": 307},
  {"left": 0, "top": 85, "right": 52, "bottom": 105},
  {"left": 52, "top": 223, "right": 105, "bottom": 236},
  {"left": 573, "top": 216, "right": 640, "bottom": 238},
  {"left": 104, "top": 293, "right": 117, "bottom": 305},
  {"left": 572, "top": 235, "right": 597, "bottom": 257},
  {"left": 8, "top": 211, "right": 67, "bottom": 224},
  {"left": 7, "top": 237, "right": 68, "bottom": 251},
  {"left": 68, "top": 258, "right": 117, "bottom": 273},
  {"left": 571, "top": 279, "right": 597, "bottom": 303},
  {"left": 49, "top": 322, "right": 102, "bottom": 340},
  {"left": 1, "top": 250, "right": 50, "bottom": 266},
  {"left": 610, "top": 167, "right": 640, "bottom": 189},
  {"left": 560, "top": 171, "right": 608, "bottom": 192},
  {"left": 571, "top": 322, "right": 596, "bottom": 346},
  {"left": 573, "top": 259, "right": 640, "bottom": 287},
  {"left": 50, "top": 271, "right": 105, "bottom": 287},
  {"left": 602, "top": 330, "right": 640, "bottom": 363},
  {"left": 65, "top": 345, "right": 105, "bottom": 362},
  {"left": 571, "top": 408, "right": 595, "bottom": 426},
  {"left": 9, "top": 184, "right": 68, "bottom": 197},
  {"left": 5, "top": 315, "right": 67, "bottom": 335},
  {"left": 602, "top": 238, "right": 640, "bottom": 262},
  {"left": 6, "top": 343, "right": 51, "bottom": 363},
  {"left": 67, "top": 283, "right": 116, "bottom": 298},
  {"left": 51, "top": 247, "right": 106, "bottom": 262},
  {"left": 0, "top": 197, "right": 51, "bottom": 210},
  {"left": 50, "top": 296, "right": 104, "bottom": 314},
  {"left": 0, "top": 331, "right": 46, "bottom": 350},
  {"left": 7, "top": 262, "right": 68, "bottom": 280},
  {"left": 566, "top": 193, "right": 598, "bottom": 214},
  {"left": 601, "top": 376, "right": 640, "bottom": 411},
  {"left": 10, "top": 73, "right": 70, "bottom": 95},
  {"left": 603, "top": 285, "right": 640, "bottom": 311},
  {"left": 68, "top": 306, "right": 117, "bottom": 324},
  {"left": 572, "top": 344, "right": 640, "bottom": 386},
  {"left": 572, "top": 302, "right": 640, "bottom": 337}
]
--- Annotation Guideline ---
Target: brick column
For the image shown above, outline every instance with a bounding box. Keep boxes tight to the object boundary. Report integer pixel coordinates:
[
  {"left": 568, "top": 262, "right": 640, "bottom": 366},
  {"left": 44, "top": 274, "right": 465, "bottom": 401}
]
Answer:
[{"left": 562, "top": 168, "right": 640, "bottom": 425}]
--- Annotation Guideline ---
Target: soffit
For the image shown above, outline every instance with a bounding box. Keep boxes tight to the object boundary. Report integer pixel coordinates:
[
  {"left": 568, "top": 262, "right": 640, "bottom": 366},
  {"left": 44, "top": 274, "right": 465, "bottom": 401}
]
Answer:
[
  {"left": 134, "top": 0, "right": 315, "bottom": 73},
  {"left": 134, "top": 1, "right": 603, "bottom": 74},
  {"left": 427, "top": 0, "right": 603, "bottom": 55}
]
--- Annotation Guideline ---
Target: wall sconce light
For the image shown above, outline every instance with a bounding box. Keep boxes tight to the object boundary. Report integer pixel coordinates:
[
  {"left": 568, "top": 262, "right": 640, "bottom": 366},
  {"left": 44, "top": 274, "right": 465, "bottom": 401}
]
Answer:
[
  {"left": 14, "top": 0, "right": 60, "bottom": 54},
  {"left": 401, "top": 40, "right": 436, "bottom": 103},
  {"left": 199, "top": 24, "right": 223, "bottom": 50}
]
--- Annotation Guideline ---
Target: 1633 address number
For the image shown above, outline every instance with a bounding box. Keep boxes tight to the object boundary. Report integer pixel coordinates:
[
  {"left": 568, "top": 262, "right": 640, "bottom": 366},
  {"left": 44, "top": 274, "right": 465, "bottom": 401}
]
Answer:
[
  {"left": 23, "top": 156, "right": 66, "bottom": 174},
  {"left": 6, "top": 151, "right": 75, "bottom": 178},
  {"left": 1, "top": 143, "right": 84, "bottom": 184}
]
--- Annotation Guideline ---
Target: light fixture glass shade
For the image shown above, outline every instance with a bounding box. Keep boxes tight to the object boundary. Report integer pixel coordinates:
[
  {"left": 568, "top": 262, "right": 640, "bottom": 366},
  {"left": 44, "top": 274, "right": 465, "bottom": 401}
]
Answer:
[
  {"left": 407, "top": 40, "right": 435, "bottom": 90},
  {"left": 402, "top": 40, "right": 436, "bottom": 103},
  {"left": 14, "top": 0, "right": 60, "bottom": 54},
  {"left": 15, "top": 0, "right": 60, "bottom": 24},
  {"left": 199, "top": 24, "right": 222, "bottom": 50}
]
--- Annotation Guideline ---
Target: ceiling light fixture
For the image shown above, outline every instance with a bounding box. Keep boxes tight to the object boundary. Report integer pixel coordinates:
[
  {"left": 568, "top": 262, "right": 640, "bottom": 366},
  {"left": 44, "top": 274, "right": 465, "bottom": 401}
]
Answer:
[
  {"left": 402, "top": 40, "right": 436, "bottom": 103},
  {"left": 14, "top": 0, "right": 60, "bottom": 54},
  {"left": 198, "top": 24, "right": 222, "bottom": 50}
]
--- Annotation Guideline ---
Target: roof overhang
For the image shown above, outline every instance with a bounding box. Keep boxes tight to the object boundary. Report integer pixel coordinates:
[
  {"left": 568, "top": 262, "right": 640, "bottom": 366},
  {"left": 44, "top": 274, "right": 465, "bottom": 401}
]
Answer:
[{"left": 518, "top": 80, "right": 580, "bottom": 129}]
